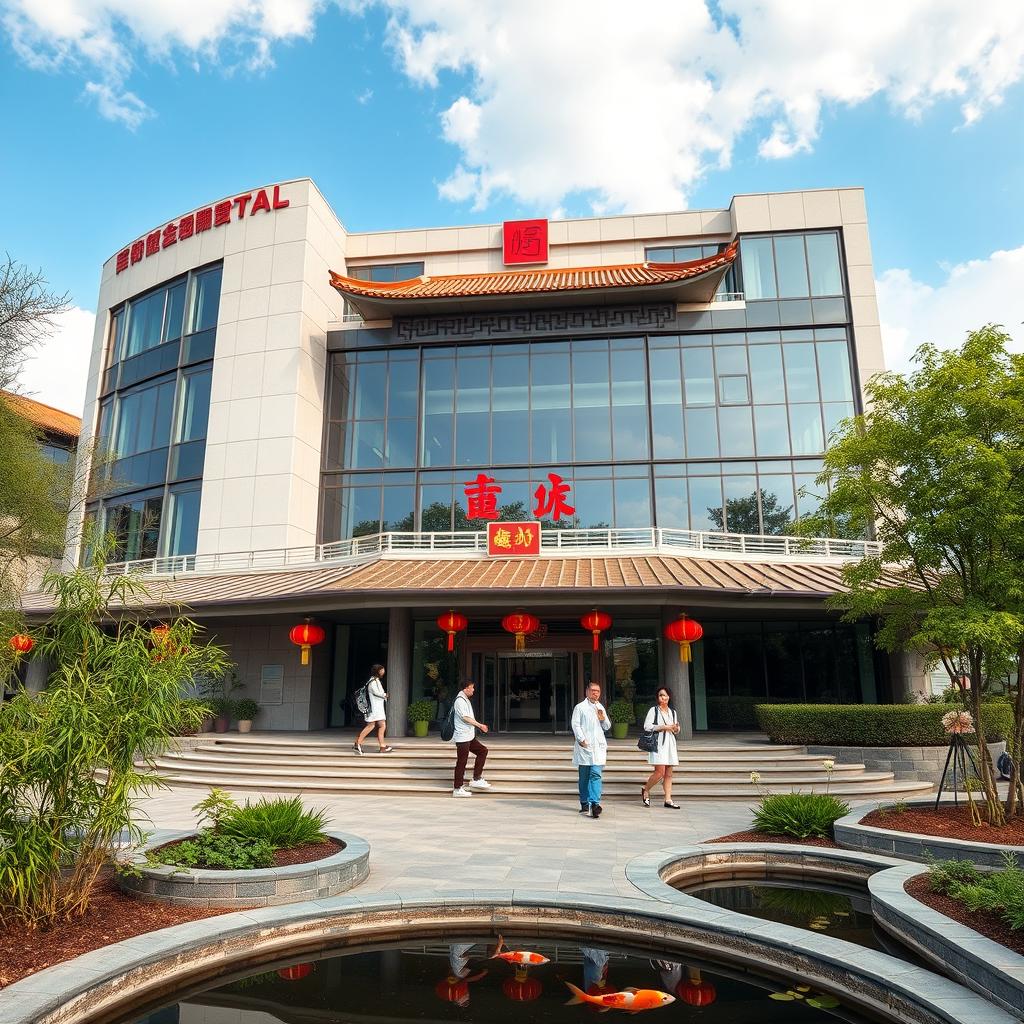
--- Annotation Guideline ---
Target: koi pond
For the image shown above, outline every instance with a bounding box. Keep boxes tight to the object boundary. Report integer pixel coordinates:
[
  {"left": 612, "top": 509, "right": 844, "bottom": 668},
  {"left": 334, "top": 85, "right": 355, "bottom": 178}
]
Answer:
[{"left": 131, "top": 936, "right": 895, "bottom": 1023}]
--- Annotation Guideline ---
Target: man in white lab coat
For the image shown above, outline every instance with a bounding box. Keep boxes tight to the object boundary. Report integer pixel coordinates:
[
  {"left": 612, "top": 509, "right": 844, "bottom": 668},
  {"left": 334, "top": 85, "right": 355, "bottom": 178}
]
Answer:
[{"left": 572, "top": 681, "right": 611, "bottom": 817}]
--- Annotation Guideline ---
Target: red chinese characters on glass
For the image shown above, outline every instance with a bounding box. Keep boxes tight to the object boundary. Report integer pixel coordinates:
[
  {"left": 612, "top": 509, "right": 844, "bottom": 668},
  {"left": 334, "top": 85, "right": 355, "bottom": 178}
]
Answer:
[
  {"left": 116, "top": 248, "right": 130, "bottom": 274},
  {"left": 502, "top": 219, "right": 548, "bottom": 265},
  {"left": 487, "top": 521, "right": 541, "bottom": 556},
  {"left": 213, "top": 201, "right": 232, "bottom": 226},
  {"left": 533, "top": 473, "right": 574, "bottom": 521},
  {"left": 130, "top": 240, "right": 145, "bottom": 265},
  {"left": 464, "top": 473, "right": 502, "bottom": 520},
  {"left": 196, "top": 208, "right": 213, "bottom": 232}
]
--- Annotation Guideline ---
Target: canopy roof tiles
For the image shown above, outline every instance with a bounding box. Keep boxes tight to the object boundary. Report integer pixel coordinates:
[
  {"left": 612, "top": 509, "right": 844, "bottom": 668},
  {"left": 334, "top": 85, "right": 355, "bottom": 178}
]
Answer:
[{"left": 330, "top": 243, "right": 738, "bottom": 318}]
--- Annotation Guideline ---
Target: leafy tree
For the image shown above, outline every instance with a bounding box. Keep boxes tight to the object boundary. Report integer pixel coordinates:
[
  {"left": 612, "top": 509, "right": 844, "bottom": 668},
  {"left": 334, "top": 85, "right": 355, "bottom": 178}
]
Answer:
[
  {"left": 708, "top": 488, "right": 794, "bottom": 534},
  {"left": 799, "top": 326, "right": 1024, "bottom": 823},
  {"left": 0, "top": 254, "right": 69, "bottom": 392}
]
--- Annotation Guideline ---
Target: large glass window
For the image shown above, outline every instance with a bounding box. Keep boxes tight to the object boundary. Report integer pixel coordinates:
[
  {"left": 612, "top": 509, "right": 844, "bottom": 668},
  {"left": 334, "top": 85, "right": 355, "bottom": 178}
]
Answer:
[
  {"left": 114, "top": 377, "right": 176, "bottom": 458},
  {"left": 740, "top": 232, "right": 844, "bottom": 301},
  {"left": 176, "top": 368, "right": 212, "bottom": 443},
  {"left": 166, "top": 484, "right": 201, "bottom": 556},
  {"left": 189, "top": 265, "right": 223, "bottom": 334},
  {"left": 104, "top": 493, "right": 163, "bottom": 562}
]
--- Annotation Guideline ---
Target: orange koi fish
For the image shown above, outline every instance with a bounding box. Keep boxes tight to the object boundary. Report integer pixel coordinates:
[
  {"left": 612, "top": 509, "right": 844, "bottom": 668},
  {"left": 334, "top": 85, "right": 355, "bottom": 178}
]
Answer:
[
  {"left": 565, "top": 981, "right": 675, "bottom": 1012},
  {"left": 489, "top": 935, "right": 550, "bottom": 966}
]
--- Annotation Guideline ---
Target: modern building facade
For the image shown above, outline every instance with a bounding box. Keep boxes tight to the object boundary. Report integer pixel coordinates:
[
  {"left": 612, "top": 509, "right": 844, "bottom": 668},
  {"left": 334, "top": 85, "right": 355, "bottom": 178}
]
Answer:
[{"left": 42, "top": 179, "right": 924, "bottom": 735}]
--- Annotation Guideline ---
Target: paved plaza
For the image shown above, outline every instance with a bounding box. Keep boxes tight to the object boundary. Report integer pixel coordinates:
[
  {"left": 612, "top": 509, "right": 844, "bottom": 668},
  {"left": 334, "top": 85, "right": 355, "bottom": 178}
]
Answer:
[{"left": 133, "top": 784, "right": 881, "bottom": 899}]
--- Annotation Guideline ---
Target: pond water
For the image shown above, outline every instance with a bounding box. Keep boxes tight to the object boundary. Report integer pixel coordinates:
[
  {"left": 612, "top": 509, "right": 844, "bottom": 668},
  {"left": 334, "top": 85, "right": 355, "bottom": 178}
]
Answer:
[
  {"left": 683, "top": 879, "right": 914, "bottom": 961},
  {"left": 131, "top": 935, "right": 894, "bottom": 1023}
]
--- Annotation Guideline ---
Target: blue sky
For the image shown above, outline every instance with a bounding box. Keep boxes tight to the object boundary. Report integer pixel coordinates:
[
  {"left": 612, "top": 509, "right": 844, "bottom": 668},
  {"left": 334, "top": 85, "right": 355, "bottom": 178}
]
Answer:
[{"left": 2, "top": 1, "right": 1022, "bottom": 411}]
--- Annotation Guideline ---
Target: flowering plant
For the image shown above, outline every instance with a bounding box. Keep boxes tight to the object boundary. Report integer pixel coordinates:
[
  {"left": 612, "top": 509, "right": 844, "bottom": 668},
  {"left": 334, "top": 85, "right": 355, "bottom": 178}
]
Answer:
[{"left": 941, "top": 709, "right": 975, "bottom": 734}]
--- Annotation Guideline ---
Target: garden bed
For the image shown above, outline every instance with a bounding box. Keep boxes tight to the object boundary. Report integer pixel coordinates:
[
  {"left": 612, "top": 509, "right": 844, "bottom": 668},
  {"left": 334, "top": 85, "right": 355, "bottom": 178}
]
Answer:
[
  {"left": 861, "top": 804, "right": 1024, "bottom": 845},
  {"left": 0, "top": 874, "right": 232, "bottom": 990},
  {"left": 706, "top": 829, "right": 839, "bottom": 848},
  {"left": 152, "top": 836, "right": 344, "bottom": 868},
  {"left": 904, "top": 873, "right": 1024, "bottom": 956}
]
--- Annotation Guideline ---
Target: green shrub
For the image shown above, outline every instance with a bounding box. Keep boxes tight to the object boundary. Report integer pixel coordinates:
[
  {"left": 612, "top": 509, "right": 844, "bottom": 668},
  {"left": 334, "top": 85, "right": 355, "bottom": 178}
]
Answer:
[
  {"left": 607, "top": 700, "right": 635, "bottom": 724},
  {"left": 151, "top": 832, "right": 275, "bottom": 870},
  {"left": 926, "top": 858, "right": 982, "bottom": 894},
  {"left": 707, "top": 696, "right": 760, "bottom": 729},
  {"left": 939, "top": 854, "right": 1024, "bottom": 931},
  {"left": 751, "top": 792, "right": 851, "bottom": 839},
  {"left": 755, "top": 703, "right": 1013, "bottom": 746},
  {"left": 220, "top": 796, "right": 328, "bottom": 849},
  {"left": 173, "top": 697, "right": 213, "bottom": 735},
  {"left": 234, "top": 698, "right": 261, "bottom": 721},
  {"left": 407, "top": 699, "right": 435, "bottom": 723}
]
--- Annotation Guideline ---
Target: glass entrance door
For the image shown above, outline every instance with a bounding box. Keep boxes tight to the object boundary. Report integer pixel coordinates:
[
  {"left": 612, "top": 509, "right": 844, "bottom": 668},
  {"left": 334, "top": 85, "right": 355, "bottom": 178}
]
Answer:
[{"left": 497, "top": 652, "right": 574, "bottom": 732}]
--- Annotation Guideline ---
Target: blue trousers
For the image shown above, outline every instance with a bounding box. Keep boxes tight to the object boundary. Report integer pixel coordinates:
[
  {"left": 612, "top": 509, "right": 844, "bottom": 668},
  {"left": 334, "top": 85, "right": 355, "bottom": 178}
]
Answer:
[{"left": 578, "top": 764, "right": 604, "bottom": 807}]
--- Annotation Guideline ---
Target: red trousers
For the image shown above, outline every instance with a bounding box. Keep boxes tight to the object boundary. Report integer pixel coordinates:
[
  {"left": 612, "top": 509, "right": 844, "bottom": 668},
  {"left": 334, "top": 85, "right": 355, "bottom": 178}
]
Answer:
[{"left": 454, "top": 738, "right": 488, "bottom": 789}]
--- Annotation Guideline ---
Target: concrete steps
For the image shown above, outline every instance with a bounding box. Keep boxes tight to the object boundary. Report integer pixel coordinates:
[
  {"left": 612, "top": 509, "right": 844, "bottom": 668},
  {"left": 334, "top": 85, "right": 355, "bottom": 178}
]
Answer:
[{"left": 145, "top": 734, "right": 934, "bottom": 800}]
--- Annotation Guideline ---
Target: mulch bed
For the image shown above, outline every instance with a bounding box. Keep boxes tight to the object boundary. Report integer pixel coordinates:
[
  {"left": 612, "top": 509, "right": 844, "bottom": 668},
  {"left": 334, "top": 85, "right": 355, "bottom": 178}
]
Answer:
[
  {"left": 706, "top": 829, "right": 839, "bottom": 847},
  {"left": 860, "top": 804, "right": 1024, "bottom": 845},
  {"left": 904, "top": 874, "right": 1024, "bottom": 956},
  {"left": 0, "top": 874, "right": 232, "bottom": 990},
  {"left": 152, "top": 837, "right": 343, "bottom": 867}
]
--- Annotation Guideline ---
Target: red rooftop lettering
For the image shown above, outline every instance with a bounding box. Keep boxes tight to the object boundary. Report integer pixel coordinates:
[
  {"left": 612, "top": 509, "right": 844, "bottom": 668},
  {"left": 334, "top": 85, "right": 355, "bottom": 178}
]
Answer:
[
  {"left": 464, "top": 473, "right": 502, "bottom": 520},
  {"left": 533, "top": 473, "right": 574, "bottom": 521},
  {"left": 116, "top": 248, "right": 130, "bottom": 273}
]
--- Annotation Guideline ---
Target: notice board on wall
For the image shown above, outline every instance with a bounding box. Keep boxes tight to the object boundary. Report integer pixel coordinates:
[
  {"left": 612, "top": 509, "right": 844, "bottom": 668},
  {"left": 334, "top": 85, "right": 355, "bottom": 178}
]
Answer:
[{"left": 260, "top": 664, "right": 284, "bottom": 705}]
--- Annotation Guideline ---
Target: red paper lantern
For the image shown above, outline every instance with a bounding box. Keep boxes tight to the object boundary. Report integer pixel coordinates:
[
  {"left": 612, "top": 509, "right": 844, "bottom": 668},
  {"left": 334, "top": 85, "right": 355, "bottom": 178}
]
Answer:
[
  {"left": 9, "top": 634, "right": 33, "bottom": 656},
  {"left": 502, "top": 611, "right": 540, "bottom": 652},
  {"left": 435, "top": 976, "right": 469, "bottom": 1003},
  {"left": 277, "top": 962, "right": 314, "bottom": 981},
  {"left": 503, "top": 968, "right": 542, "bottom": 1002},
  {"left": 664, "top": 615, "right": 703, "bottom": 663},
  {"left": 580, "top": 610, "right": 612, "bottom": 652},
  {"left": 289, "top": 620, "right": 326, "bottom": 666},
  {"left": 676, "top": 979, "right": 716, "bottom": 1007},
  {"left": 436, "top": 610, "right": 468, "bottom": 652}
]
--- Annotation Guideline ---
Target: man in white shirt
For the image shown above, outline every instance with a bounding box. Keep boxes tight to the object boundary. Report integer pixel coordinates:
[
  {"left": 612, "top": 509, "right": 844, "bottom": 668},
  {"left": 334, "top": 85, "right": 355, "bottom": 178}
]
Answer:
[
  {"left": 452, "top": 680, "right": 491, "bottom": 798},
  {"left": 572, "top": 681, "right": 611, "bottom": 817}
]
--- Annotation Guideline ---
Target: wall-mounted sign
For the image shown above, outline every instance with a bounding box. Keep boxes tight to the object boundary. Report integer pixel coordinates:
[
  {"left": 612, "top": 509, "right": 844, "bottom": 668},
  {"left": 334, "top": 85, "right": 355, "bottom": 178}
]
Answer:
[
  {"left": 115, "top": 184, "right": 291, "bottom": 274},
  {"left": 464, "top": 472, "right": 575, "bottom": 523},
  {"left": 503, "top": 218, "right": 548, "bottom": 265},
  {"left": 488, "top": 521, "right": 541, "bottom": 556}
]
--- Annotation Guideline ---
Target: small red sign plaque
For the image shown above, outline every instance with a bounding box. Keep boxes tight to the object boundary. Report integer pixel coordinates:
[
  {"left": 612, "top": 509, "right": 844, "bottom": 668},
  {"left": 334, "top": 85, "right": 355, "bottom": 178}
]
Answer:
[
  {"left": 503, "top": 219, "right": 548, "bottom": 265},
  {"left": 487, "top": 521, "right": 541, "bottom": 556}
]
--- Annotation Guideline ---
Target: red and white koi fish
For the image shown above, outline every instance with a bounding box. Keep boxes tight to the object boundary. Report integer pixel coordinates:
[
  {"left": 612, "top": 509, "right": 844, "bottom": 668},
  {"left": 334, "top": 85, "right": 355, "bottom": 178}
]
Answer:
[
  {"left": 565, "top": 981, "right": 675, "bottom": 1012},
  {"left": 489, "top": 935, "right": 550, "bottom": 966}
]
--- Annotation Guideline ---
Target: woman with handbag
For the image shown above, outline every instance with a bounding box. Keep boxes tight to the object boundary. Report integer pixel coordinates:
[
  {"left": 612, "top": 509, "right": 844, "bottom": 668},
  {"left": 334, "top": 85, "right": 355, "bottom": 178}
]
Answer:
[{"left": 640, "top": 686, "right": 681, "bottom": 809}]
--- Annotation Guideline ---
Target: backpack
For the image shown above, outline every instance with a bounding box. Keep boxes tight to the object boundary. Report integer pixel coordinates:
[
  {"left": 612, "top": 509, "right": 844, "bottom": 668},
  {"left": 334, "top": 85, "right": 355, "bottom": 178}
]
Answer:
[
  {"left": 440, "top": 699, "right": 460, "bottom": 742},
  {"left": 354, "top": 683, "right": 371, "bottom": 716}
]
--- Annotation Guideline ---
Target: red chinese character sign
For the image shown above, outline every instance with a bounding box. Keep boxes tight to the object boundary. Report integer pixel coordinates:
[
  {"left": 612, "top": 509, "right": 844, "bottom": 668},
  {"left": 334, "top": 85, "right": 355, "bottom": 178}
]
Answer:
[
  {"left": 503, "top": 219, "right": 548, "bottom": 265},
  {"left": 487, "top": 521, "right": 541, "bottom": 556},
  {"left": 533, "top": 473, "right": 574, "bottom": 521},
  {"left": 464, "top": 473, "right": 501, "bottom": 520}
]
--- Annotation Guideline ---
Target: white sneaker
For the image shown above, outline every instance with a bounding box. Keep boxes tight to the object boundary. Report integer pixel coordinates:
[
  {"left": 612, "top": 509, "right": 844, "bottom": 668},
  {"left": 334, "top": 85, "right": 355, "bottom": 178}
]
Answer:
[
  {"left": 468, "top": 778, "right": 492, "bottom": 791},
  {"left": 452, "top": 786, "right": 473, "bottom": 798}
]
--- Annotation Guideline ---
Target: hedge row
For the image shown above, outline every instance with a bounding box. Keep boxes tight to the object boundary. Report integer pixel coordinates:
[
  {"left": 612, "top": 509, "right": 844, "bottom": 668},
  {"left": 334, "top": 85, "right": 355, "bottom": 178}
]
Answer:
[{"left": 755, "top": 702, "right": 1014, "bottom": 747}]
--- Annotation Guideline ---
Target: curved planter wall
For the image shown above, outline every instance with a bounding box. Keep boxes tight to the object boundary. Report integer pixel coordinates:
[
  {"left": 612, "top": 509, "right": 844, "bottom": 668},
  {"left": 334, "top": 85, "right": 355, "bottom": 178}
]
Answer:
[
  {"left": 870, "top": 862, "right": 1024, "bottom": 1019},
  {"left": 0, "top": 889, "right": 1016, "bottom": 1024},
  {"left": 834, "top": 804, "right": 1024, "bottom": 868},
  {"left": 807, "top": 741, "right": 1006, "bottom": 785},
  {"left": 118, "top": 830, "right": 370, "bottom": 908}
]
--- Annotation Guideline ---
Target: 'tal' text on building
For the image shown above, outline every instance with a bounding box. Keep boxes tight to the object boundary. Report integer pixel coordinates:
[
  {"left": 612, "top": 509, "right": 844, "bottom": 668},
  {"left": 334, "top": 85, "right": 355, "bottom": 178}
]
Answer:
[{"left": 29, "top": 180, "right": 923, "bottom": 734}]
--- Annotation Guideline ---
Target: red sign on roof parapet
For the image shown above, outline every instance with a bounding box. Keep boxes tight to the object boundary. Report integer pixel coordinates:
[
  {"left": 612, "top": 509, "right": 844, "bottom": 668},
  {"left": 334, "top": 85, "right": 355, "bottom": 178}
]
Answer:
[{"left": 503, "top": 218, "right": 548, "bottom": 265}]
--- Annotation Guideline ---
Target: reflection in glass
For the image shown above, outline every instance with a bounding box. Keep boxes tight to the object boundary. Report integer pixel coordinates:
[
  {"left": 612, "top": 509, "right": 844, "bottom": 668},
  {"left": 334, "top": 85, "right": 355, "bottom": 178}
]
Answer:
[
  {"left": 689, "top": 476, "right": 723, "bottom": 531},
  {"left": 614, "top": 476, "right": 651, "bottom": 528},
  {"left": 749, "top": 344, "right": 786, "bottom": 402},
  {"left": 789, "top": 404, "right": 824, "bottom": 455},
  {"left": 783, "top": 343, "right": 819, "bottom": 402},
  {"left": 654, "top": 474, "right": 688, "bottom": 529},
  {"left": 753, "top": 405, "right": 791, "bottom": 457},
  {"left": 422, "top": 358, "right": 454, "bottom": 466},
  {"left": 740, "top": 237, "right": 777, "bottom": 299},
  {"left": 684, "top": 408, "right": 719, "bottom": 458},
  {"left": 774, "top": 235, "right": 810, "bottom": 297},
  {"left": 682, "top": 348, "right": 714, "bottom": 405},
  {"left": 573, "top": 478, "right": 613, "bottom": 528},
  {"left": 189, "top": 265, "right": 222, "bottom": 334},
  {"left": 176, "top": 369, "right": 211, "bottom": 443},
  {"left": 816, "top": 341, "right": 854, "bottom": 402},
  {"left": 757, "top": 475, "right": 796, "bottom": 534},
  {"left": 806, "top": 232, "right": 843, "bottom": 296},
  {"left": 166, "top": 485, "right": 201, "bottom": 556},
  {"left": 717, "top": 406, "right": 754, "bottom": 457}
]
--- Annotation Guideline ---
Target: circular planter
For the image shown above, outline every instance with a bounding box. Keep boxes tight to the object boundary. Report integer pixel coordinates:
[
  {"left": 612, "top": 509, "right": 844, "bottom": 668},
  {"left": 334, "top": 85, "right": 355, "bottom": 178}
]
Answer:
[
  {"left": 807, "top": 740, "right": 1006, "bottom": 786},
  {"left": 411, "top": 720, "right": 429, "bottom": 737},
  {"left": 237, "top": 720, "right": 253, "bottom": 733},
  {"left": 611, "top": 722, "right": 629, "bottom": 739},
  {"left": 213, "top": 716, "right": 230, "bottom": 734},
  {"left": 118, "top": 829, "right": 370, "bottom": 908},
  {"left": 834, "top": 801, "right": 1023, "bottom": 868}
]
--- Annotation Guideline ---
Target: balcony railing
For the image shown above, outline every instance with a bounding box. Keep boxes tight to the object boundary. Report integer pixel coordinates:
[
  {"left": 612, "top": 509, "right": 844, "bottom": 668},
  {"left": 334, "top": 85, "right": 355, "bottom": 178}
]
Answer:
[{"left": 100, "top": 527, "right": 881, "bottom": 579}]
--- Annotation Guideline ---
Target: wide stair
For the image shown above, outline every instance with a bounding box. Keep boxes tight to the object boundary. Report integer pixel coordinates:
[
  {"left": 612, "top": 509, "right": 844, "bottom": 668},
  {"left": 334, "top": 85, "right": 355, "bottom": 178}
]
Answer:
[{"left": 145, "top": 735, "right": 934, "bottom": 800}]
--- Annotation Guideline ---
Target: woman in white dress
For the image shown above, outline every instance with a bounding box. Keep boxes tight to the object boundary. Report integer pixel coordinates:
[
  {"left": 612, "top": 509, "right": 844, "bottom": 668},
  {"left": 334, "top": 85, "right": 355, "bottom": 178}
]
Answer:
[
  {"left": 354, "top": 664, "right": 393, "bottom": 754},
  {"left": 640, "top": 686, "right": 681, "bottom": 809}
]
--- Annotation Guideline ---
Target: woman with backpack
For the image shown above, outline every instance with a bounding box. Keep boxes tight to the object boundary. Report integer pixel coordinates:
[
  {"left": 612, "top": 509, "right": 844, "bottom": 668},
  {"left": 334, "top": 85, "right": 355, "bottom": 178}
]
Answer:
[
  {"left": 640, "top": 686, "right": 681, "bottom": 809},
  {"left": 353, "top": 664, "right": 393, "bottom": 754}
]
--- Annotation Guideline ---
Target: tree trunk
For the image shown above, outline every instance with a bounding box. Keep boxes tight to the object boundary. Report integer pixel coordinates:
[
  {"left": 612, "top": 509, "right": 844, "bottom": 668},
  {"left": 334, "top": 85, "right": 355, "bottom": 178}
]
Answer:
[
  {"left": 1005, "top": 641, "right": 1024, "bottom": 820},
  {"left": 969, "top": 653, "right": 1005, "bottom": 826}
]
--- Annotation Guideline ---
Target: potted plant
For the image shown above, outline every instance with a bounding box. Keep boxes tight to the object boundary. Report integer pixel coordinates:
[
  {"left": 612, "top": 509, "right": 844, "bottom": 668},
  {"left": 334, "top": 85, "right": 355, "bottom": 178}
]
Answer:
[
  {"left": 235, "top": 698, "right": 262, "bottom": 733},
  {"left": 212, "top": 698, "right": 235, "bottom": 733},
  {"left": 407, "top": 699, "right": 435, "bottom": 737},
  {"left": 201, "top": 670, "right": 241, "bottom": 733},
  {"left": 607, "top": 700, "right": 635, "bottom": 739}
]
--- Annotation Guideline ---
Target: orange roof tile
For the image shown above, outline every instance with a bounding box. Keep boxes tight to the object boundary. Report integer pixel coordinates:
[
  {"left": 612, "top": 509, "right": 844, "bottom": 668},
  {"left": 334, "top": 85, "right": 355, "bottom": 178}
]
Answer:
[
  {"left": 2, "top": 391, "right": 81, "bottom": 441},
  {"left": 330, "top": 242, "right": 737, "bottom": 304}
]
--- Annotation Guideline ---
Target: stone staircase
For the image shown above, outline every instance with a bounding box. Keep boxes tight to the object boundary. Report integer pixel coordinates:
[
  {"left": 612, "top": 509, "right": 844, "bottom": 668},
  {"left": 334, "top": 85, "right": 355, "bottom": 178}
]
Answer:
[{"left": 145, "top": 734, "right": 934, "bottom": 800}]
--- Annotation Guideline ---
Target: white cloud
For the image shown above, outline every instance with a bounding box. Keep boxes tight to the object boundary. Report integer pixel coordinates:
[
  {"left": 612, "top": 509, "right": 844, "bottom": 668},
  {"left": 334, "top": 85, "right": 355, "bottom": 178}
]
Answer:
[
  {"left": 877, "top": 247, "right": 1024, "bottom": 371},
  {"left": 83, "top": 81, "right": 153, "bottom": 129},
  {"left": 18, "top": 306, "right": 96, "bottom": 418}
]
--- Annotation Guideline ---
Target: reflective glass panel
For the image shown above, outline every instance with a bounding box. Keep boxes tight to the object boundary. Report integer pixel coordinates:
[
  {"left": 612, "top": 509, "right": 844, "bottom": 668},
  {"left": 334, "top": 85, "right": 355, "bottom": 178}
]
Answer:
[
  {"left": 806, "top": 232, "right": 843, "bottom": 296},
  {"left": 822, "top": 401, "right": 855, "bottom": 444},
  {"left": 382, "top": 483, "right": 416, "bottom": 531},
  {"left": 682, "top": 348, "right": 714, "bottom": 405},
  {"left": 816, "top": 340, "right": 854, "bottom": 402},
  {"left": 350, "top": 419, "right": 385, "bottom": 468},
  {"left": 753, "top": 404, "right": 791, "bottom": 456},
  {"left": 789, "top": 404, "right": 825, "bottom": 455},
  {"left": 689, "top": 475, "right": 723, "bottom": 531},
  {"left": 740, "top": 237, "right": 777, "bottom": 299},
  {"left": 774, "top": 235, "right": 810, "bottom": 297},
  {"left": 614, "top": 475, "right": 651, "bottom": 528},
  {"left": 610, "top": 348, "right": 648, "bottom": 460},
  {"left": 421, "top": 358, "right": 454, "bottom": 466},
  {"left": 387, "top": 358, "right": 420, "bottom": 419},
  {"left": 654, "top": 474, "right": 688, "bottom": 529},
  {"left": 717, "top": 405, "right": 755, "bottom": 457},
  {"left": 757, "top": 474, "right": 796, "bottom": 534},
  {"left": 176, "top": 369, "right": 211, "bottom": 443},
  {"left": 573, "top": 478, "right": 612, "bottom": 528},
  {"left": 354, "top": 361, "right": 387, "bottom": 419},
  {"left": 419, "top": 483, "right": 454, "bottom": 531},
  {"left": 166, "top": 485, "right": 201, "bottom": 556},
  {"left": 685, "top": 407, "right": 719, "bottom": 458},
  {"left": 163, "top": 281, "right": 186, "bottom": 342},
  {"left": 124, "top": 290, "right": 165, "bottom": 358},
  {"left": 721, "top": 474, "right": 758, "bottom": 533},
  {"left": 189, "top": 266, "right": 222, "bottom": 334},
  {"left": 782, "top": 342, "right": 820, "bottom": 402},
  {"left": 748, "top": 344, "right": 786, "bottom": 402},
  {"left": 384, "top": 418, "right": 416, "bottom": 466}
]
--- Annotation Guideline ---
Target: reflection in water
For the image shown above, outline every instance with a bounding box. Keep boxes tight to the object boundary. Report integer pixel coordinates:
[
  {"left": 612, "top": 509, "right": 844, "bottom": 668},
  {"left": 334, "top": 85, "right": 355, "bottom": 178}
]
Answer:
[{"left": 133, "top": 936, "right": 888, "bottom": 1023}]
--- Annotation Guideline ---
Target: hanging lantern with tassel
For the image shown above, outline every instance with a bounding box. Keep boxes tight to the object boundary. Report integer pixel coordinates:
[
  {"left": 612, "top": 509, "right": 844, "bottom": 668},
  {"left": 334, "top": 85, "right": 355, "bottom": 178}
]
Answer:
[
  {"left": 289, "top": 620, "right": 326, "bottom": 666},
  {"left": 436, "top": 610, "right": 468, "bottom": 652},
  {"left": 579, "top": 610, "right": 612, "bottom": 652},
  {"left": 502, "top": 611, "right": 540, "bottom": 652},
  {"left": 664, "top": 614, "right": 703, "bottom": 663}
]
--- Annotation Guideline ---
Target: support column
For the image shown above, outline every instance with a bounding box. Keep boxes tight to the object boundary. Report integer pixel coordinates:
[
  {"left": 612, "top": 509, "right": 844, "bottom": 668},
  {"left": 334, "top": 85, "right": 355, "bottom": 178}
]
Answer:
[
  {"left": 888, "top": 649, "right": 931, "bottom": 703},
  {"left": 386, "top": 607, "right": 412, "bottom": 737},
  {"left": 24, "top": 656, "right": 50, "bottom": 694},
  {"left": 661, "top": 607, "right": 694, "bottom": 740}
]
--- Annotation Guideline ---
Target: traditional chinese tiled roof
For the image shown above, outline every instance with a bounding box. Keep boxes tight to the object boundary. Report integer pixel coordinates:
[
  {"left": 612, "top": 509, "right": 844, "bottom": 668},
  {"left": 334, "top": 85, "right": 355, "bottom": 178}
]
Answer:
[
  {"left": 330, "top": 242, "right": 738, "bottom": 317},
  {"left": 2, "top": 390, "right": 81, "bottom": 442}
]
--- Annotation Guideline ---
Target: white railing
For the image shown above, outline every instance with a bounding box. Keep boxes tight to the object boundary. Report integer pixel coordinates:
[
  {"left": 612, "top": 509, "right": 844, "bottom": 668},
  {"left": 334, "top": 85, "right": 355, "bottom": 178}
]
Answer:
[{"left": 100, "top": 527, "right": 881, "bottom": 579}]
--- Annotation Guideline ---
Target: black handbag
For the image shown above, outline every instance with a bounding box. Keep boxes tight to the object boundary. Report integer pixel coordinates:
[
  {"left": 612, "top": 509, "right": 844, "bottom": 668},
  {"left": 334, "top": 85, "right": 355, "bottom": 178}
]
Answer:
[{"left": 637, "top": 730, "right": 658, "bottom": 753}]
